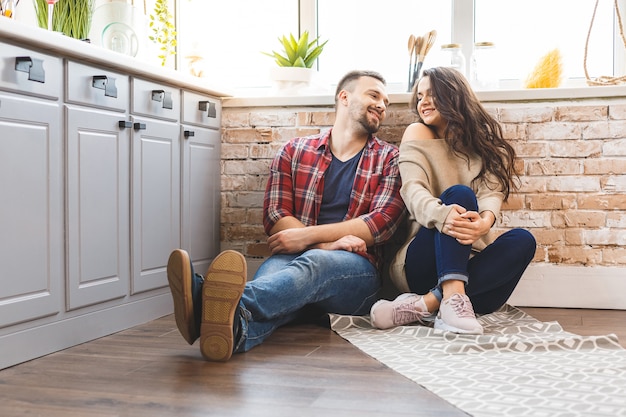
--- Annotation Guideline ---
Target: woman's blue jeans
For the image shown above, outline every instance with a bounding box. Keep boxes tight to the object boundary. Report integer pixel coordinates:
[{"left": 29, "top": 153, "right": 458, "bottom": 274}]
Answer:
[
  {"left": 405, "top": 185, "right": 536, "bottom": 314},
  {"left": 234, "top": 249, "right": 379, "bottom": 353}
]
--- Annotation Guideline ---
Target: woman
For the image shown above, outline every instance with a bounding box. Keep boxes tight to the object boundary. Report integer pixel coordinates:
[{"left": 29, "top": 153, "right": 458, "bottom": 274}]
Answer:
[{"left": 370, "top": 67, "right": 536, "bottom": 334}]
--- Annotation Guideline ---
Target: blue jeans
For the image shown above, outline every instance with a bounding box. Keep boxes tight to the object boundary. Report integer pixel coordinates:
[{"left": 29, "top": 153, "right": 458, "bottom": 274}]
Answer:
[
  {"left": 234, "top": 249, "right": 380, "bottom": 353},
  {"left": 405, "top": 185, "right": 536, "bottom": 314}
]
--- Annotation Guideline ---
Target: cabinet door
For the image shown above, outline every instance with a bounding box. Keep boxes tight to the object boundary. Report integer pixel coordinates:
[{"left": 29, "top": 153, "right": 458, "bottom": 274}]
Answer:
[
  {"left": 0, "top": 94, "right": 63, "bottom": 328},
  {"left": 181, "top": 125, "right": 221, "bottom": 276},
  {"left": 66, "top": 106, "right": 131, "bottom": 310},
  {"left": 131, "top": 117, "right": 181, "bottom": 294}
]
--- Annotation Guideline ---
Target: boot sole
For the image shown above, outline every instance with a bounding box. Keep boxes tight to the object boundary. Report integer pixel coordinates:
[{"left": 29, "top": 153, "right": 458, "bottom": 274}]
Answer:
[
  {"left": 166, "top": 249, "right": 197, "bottom": 344},
  {"left": 200, "top": 250, "right": 247, "bottom": 362}
]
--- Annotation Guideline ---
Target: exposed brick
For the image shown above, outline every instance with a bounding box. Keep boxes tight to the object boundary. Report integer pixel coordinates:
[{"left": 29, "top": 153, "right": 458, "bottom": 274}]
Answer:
[
  {"left": 578, "top": 194, "right": 626, "bottom": 210},
  {"left": 221, "top": 101, "right": 625, "bottom": 268},
  {"left": 499, "top": 107, "right": 554, "bottom": 123},
  {"left": 222, "top": 111, "right": 250, "bottom": 128},
  {"left": 564, "top": 229, "right": 584, "bottom": 245},
  {"left": 556, "top": 105, "right": 607, "bottom": 122},
  {"left": 609, "top": 104, "right": 626, "bottom": 120},
  {"left": 531, "top": 229, "right": 565, "bottom": 246},
  {"left": 310, "top": 110, "right": 335, "bottom": 126},
  {"left": 501, "top": 194, "right": 524, "bottom": 210},
  {"left": 546, "top": 176, "right": 600, "bottom": 192},
  {"left": 223, "top": 128, "right": 272, "bottom": 144},
  {"left": 602, "top": 247, "right": 626, "bottom": 264},
  {"left": 584, "top": 158, "right": 626, "bottom": 174},
  {"left": 220, "top": 207, "right": 247, "bottom": 224},
  {"left": 526, "top": 159, "right": 581, "bottom": 176},
  {"left": 583, "top": 229, "right": 626, "bottom": 245},
  {"left": 548, "top": 141, "right": 602, "bottom": 158},
  {"left": 550, "top": 211, "right": 606, "bottom": 228},
  {"left": 249, "top": 110, "right": 297, "bottom": 127},
  {"left": 225, "top": 224, "right": 266, "bottom": 241},
  {"left": 603, "top": 139, "right": 626, "bottom": 156},
  {"left": 526, "top": 193, "right": 576, "bottom": 210},
  {"left": 499, "top": 210, "right": 551, "bottom": 228},
  {"left": 547, "top": 246, "right": 602, "bottom": 265},
  {"left": 527, "top": 122, "right": 581, "bottom": 140},
  {"left": 222, "top": 143, "right": 249, "bottom": 159},
  {"left": 224, "top": 160, "right": 270, "bottom": 176}
]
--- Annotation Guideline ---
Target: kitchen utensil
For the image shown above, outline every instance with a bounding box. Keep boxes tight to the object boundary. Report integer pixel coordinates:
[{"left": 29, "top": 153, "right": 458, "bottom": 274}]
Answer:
[
  {"left": 414, "top": 30, "right": 437, "bottom": 82},
  {"left": 407, "top": 34, "right": 416, "bottom": 91},
  {"left": 409, "top": 36, "right": 424, "bottom": 91}
]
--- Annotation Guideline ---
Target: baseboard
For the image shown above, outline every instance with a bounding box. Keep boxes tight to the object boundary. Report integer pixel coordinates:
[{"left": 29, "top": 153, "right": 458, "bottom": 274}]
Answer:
[
  {"left": 249, "top": 259, "right": 626, "bottom": 310},
  {"left": 0, "top": 293, "right": 173, "bottom": 370},
  {"left": 509, "top": 264, "right": 626, "bottom": 310}
]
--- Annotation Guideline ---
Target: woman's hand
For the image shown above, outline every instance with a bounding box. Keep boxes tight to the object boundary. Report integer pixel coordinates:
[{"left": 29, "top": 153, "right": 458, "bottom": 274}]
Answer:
[{"left": 443, "top": 205, "right": 494, "bottom": 245}]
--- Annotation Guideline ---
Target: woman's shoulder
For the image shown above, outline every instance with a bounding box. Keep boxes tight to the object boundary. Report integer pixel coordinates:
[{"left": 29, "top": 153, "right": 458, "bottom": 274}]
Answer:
[{"left": 401, "top": 122, "right": 437, "bottom": 143}]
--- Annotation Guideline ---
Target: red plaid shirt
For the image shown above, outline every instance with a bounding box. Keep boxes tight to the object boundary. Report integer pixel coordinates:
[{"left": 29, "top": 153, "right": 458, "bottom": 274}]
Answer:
[{"left": 263, "top": 129, "right": 406, "bottom": 267}]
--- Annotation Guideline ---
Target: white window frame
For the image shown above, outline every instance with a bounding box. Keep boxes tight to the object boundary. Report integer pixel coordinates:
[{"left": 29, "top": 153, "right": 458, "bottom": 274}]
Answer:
[{"left": 298, "top": 0, "right": 626, "bottom": 87}]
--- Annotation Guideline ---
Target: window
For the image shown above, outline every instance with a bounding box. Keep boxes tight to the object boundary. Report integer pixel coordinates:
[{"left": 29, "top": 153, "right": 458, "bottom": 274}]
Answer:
[{"left": 176, "top": 0, "right": 623, "bottom": 93}]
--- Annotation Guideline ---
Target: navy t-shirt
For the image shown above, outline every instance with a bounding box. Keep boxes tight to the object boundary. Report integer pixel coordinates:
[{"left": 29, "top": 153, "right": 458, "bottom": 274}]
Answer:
[{"left": 317, "top": 149, "right": 363, "bottom": 225}]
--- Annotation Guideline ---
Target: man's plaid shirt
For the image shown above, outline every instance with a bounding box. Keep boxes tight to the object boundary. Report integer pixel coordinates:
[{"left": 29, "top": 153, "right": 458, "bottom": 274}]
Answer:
[{"left": 263, "top": 129, "right": 406, "bottom": 267}]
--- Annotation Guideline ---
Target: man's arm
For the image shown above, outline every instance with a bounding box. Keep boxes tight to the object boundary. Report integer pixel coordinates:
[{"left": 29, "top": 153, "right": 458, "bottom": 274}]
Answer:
[{"left": 268, "top": 217, "right": 374, "bottom": 254}]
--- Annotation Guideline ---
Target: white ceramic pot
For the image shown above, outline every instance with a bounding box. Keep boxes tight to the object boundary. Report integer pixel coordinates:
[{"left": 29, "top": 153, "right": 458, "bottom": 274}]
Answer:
[{"left": 269, "top": 66, "right": 315, "bottom": 94}]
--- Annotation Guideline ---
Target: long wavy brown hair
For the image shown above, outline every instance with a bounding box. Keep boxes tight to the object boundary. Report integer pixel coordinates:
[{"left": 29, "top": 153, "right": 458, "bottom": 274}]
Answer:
[{"left": 410, "top": 66, "right": 518, "bottom": 200}]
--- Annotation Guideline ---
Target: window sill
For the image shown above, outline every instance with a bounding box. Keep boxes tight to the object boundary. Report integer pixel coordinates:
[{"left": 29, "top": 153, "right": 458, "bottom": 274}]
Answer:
[{"left": 223, "top": 84, "right": 626, "bottom": 108}]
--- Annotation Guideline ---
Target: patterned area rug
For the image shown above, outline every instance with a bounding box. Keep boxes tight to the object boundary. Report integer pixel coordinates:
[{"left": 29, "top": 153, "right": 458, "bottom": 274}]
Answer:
[{"left": 330, "top": 305, "right": 626, "bottom": 417}]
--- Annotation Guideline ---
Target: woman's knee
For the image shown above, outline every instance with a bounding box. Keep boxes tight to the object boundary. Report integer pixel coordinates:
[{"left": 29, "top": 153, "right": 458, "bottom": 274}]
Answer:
[{"left": 440, "top": 185, "right": 477, "bottom": 210}]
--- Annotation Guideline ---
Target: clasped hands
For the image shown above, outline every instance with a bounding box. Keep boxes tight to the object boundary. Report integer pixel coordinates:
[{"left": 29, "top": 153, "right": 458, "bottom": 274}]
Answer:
[{"left": 443, "top": 204, "right": 494, "bottom": 245}]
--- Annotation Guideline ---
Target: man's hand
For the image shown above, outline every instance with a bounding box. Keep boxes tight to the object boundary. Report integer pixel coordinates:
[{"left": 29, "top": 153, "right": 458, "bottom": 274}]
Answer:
[
  {"left": 267, "top": 228, "right": 310, "bottom": 254},
  {"left": 317, "top": 235, "right": 367, "bottom": 253}
]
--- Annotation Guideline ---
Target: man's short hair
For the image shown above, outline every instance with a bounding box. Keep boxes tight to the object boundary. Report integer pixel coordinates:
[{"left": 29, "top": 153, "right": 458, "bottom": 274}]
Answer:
[{"left": 335, "top": 70, "right": 386, "bottom": 104}]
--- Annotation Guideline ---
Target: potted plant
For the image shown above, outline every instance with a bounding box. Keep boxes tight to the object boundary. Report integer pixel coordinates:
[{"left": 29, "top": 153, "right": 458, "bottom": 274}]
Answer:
[
  {"left": 262, "top": 31, "right": 328, "bottom": 93},
  {"left": 34, "top": 0, "right": 94, "bottom": 40}
]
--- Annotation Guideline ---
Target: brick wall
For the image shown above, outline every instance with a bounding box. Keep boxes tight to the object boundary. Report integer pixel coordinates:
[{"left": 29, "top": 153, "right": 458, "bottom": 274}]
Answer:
[{"left": 220, "top": 99, "right": 626, "bottom": 273}]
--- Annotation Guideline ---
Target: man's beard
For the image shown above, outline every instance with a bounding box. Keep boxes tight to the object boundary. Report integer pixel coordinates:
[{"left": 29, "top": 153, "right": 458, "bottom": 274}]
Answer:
[{"left": 357, "top": 108, "right": 380, "bottom": 134}]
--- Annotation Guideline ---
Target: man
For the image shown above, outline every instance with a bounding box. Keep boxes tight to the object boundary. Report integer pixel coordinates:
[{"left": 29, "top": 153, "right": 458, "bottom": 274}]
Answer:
[{"left": 167, "top": 70, "right": 405, "bottom": 362}]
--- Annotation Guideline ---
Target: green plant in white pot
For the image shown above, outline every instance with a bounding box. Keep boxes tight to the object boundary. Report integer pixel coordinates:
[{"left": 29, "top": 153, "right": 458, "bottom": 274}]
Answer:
[{"left": 263, "top": 31, "right": 328, "bottom": 93}]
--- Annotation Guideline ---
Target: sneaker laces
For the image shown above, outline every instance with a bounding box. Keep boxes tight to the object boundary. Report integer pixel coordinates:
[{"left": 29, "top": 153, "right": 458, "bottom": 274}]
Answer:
[
  {"left": 392, "top": 300, "right": 431, "bottom": 325},
  {"left": 448, "top": 294, "right": 476, "bottom": 318}
]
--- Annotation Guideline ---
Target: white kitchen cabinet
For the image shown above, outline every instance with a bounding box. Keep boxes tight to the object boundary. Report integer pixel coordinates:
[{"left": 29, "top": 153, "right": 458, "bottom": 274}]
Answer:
[
  {"left": 0, "top": 44, "right": 63, "bottom": 329},
  {"left": 65, "top": 61, "right": 132, "bottom": 310},
  {"left": 180, "top": 91, "right": 222, "bottom": 276},
  {"left": 0, "top": 97, "right": 63, "bottom": 328},
  {"left": 130, "top": 78, "right": 182, "bottom": 293},
  {"left": 0, "top": 25, "right": 226, "bottom": 369}
]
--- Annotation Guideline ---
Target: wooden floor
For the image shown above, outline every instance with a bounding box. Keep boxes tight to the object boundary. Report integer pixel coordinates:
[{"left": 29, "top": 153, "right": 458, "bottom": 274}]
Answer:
[{"left": 1, "top": 307, "right": 625, "bottom": 417}]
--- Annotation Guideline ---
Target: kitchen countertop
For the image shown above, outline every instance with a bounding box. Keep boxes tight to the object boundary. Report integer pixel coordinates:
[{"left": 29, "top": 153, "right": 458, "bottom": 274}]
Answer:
[{"left": 0, "top": 18, "right": 233, "bottom": 98}]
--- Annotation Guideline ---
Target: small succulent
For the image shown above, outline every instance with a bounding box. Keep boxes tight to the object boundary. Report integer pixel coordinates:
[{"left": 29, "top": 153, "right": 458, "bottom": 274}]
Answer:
[{"left": 263, "top": 31, "right": 328, "bottom": 68}]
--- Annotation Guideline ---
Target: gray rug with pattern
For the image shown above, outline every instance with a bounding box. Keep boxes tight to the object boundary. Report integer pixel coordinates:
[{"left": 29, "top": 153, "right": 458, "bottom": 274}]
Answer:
[{"left": 330, "top": 305, "right": 626, "bottom": 417}]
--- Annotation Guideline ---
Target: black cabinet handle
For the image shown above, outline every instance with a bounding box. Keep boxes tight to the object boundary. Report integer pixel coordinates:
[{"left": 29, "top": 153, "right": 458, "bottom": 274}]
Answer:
[
  {"left": 15, "top": 56, "right": 45, "bottom": 83},
  {"left": 151, "top": 90, "right": 173, "bottom": 109},
  {"left": 184, "top": 130, "right": 195, "bottom": 138},
  {"left": 134, "top": 122, "right": 146, "bottom": 130},
  {"left": 92, "top": 75, "right": 118, "bottom": 98},
  {"left": 198, "top": 100, "right": 217, "bottom": 118},
  {"left": 118, "top": 121, "right": 132, "bottom": 129}
]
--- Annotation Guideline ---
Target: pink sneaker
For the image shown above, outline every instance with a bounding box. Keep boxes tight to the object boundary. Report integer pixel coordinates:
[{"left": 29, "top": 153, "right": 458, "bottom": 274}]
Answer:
[
  {"left": 434, "top": 293, "right": 483, "bottom": 334},
  {"left": 370, "top": 293, "right": 433, "bottom": 329}
]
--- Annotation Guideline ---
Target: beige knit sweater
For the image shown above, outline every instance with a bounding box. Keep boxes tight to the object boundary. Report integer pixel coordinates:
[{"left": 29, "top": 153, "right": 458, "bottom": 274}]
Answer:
[{"left": 389, "top": 139, "right": 504, "bottom": 293}]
